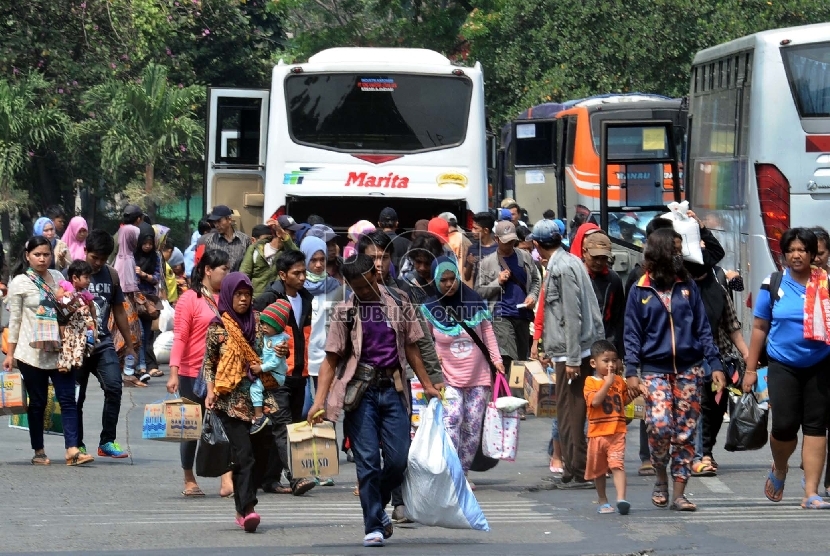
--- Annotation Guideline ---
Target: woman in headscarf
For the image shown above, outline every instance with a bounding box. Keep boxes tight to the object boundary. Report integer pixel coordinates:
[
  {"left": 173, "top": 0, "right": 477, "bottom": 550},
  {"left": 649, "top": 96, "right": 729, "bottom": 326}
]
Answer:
[
  {"left": 343, "top": 220, "right": 375, "bottom": 259},
  {"left": 300, "top": 235, "right": 344, "bottom": 486},
  {"left": 420, "top": 256, "right": 504, "bottom": 486},
  {"left": 202, "top": 272, "right": 275, "bottom": 532},
  {"left": 61, "top": 216, "right": 89, "bottom": 263},
  {"left": 134, "top": 222, "right": 162, "bottom": 378},
  {"left": 113, "top": 225, "right": 149, "bottom": 386},
  {"left": 33, "top": 217, "right": 70, "bottom": 271}
]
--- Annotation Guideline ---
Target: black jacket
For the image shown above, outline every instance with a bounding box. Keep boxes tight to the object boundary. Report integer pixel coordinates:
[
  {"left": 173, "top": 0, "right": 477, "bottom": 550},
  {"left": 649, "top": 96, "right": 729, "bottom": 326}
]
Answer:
[
  {"left": 254, "top": 279, "right": 313, "bottom": 378},
  {"left": 589, "top": 268, "right": 626, "bottom": 355}
]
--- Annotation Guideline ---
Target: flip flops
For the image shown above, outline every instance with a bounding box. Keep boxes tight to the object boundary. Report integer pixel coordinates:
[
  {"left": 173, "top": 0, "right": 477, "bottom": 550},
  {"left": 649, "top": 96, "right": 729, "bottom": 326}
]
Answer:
[
  {"left": 597, "top": 503, "right": 615, "bottom": 514},
  {"left": 31, "top": 453, "right": 50, "bottom": 466},
  {"left": 363, "top": 531, "right": 385, "bottom": 547},
  {"left": 691, "top": 460, "right": 716, "bottom": 477},
  {"left": 765, "top": 465, "right": 787, "bottom": 503},
  {"left": 182, "top": 487, "right": 206, "bottom": 497},
  {"left": 637, "top": 463, "right": 655, "bottom": 476},
  {"left": 801, "top": 495, "right": 830, "bottom": 509}
]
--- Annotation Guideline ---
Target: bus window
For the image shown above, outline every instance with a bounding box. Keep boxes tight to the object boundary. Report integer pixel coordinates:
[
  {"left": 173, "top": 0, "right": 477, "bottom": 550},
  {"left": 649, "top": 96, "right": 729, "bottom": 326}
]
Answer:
[
  {"left": 285, "top": 73, "right": 473, "bottom": 153},
  {"left": 216, "top": 97, "right": 263, "bottom": 165},
  {"left": 565, "top": 117, "right": 577, "bottom": 165},
  {"left": 515, "top": 122, "right": 555, "bottom": 166},
  {"left": 781, "top": 42, "right": 830, "bottom": 117},
  {"left": 607, "top": 211, "right": 663, "bottom": 247}
]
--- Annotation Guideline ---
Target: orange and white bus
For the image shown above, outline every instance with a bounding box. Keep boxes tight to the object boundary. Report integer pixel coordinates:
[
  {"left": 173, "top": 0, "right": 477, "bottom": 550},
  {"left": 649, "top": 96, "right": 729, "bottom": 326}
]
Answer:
[{"left": 553, "top": 95, "right": 687, "bottom": 243}]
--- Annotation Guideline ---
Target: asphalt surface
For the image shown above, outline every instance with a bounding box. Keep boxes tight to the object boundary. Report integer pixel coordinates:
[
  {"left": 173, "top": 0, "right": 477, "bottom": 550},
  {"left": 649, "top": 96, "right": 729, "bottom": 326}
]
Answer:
[{"left": 0, "top": 370, "right": 824, "bottom": 556}]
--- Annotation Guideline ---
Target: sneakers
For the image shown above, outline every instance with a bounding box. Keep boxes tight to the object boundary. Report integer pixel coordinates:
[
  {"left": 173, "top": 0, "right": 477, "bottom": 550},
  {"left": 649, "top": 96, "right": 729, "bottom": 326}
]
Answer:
[
  {"left": 391, "top": 505, "right": 413, "bottom": 524},
  {"left": 98, "top": 442, "right": 129, "bottom": 459},
  {"left": 250, "top": 415, "right": 271, "bottom": 435}
]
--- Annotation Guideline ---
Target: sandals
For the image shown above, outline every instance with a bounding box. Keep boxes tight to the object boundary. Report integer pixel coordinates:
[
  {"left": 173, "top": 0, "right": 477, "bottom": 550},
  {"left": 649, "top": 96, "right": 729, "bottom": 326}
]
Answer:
[
  {"left": 31, "top": 453, "right": 50, "bottom": 466},
  {"left": 638, "top": 463, "right": 656, "bottom": 476},
  {"left": 702, "top": 455, "right": 718, "bottom": 471},
  {"left": 265, "top": 484, "right": 292, "bottom": 495},
  {"left": 149, "top": 369, "right": 164, "bottom": 378},
  {"left": 65, "top": 451, "right": 94, "bottom": 466},
  {"left": 363, "top": 531, "right": 385, "bottom": 547},
  {"left": 765, "top": 465, "right": 787, "bottom": 503},
  {"left": 802, "top": 495, "right": 830, "bottom": 509},
  {"left": 291, "top": 477, "right": 316, "bottom": 496},
  {"left": 652, "top": 482, "right": 669, "bottom": 508},
  {"left": 182, "top": 486, "right": 206, "bottom": 497},
  {"left": 691, "top": 460, "right": 716, "bottom": 477},
  {"left": 597, "top": 503, "right": 615, "bottom": 514},
  {"left": 670, "top": 494, "right": 697, "bottom": 512}
]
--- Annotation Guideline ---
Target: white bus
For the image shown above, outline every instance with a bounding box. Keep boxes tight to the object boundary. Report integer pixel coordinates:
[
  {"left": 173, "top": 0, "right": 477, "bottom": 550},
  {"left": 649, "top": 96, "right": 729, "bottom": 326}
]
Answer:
[
  {"left": 687, "top": 23, "right": 830, "bottom": 332},
  {"left": 205, "top": 48, "right": 488, "bottom": 233}
]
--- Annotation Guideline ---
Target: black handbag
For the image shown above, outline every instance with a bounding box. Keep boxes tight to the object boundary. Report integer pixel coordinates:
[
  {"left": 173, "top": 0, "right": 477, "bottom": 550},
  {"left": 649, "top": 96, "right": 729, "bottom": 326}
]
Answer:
[
  {"left": 195, "top": 410, "right": 234, "bottom": 477},
  {"left": 724, "top": 393, "right": 769, "bottom": 452}
]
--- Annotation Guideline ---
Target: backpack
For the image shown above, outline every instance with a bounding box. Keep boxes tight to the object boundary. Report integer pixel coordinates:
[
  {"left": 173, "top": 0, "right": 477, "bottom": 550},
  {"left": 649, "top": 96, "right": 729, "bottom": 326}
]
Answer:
[{"left": 758, "top": 271, "right": 783, "bottom": 367}]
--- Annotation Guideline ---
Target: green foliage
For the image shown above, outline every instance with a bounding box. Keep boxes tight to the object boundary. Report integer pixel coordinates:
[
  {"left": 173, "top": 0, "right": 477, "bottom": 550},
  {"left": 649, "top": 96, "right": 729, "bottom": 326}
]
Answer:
[{"left": 0, "top": 73, "right": 71, "bottom": 211}]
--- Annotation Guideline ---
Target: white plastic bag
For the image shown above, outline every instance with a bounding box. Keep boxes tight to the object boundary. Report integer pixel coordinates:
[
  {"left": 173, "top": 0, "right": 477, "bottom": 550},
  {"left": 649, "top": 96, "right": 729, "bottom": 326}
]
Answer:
[
  {"left": 158, "top": 300, "right": 175, "bottom": 333},
  {"left": 482, "top": 374, "right": 520, "bottom": 461},
  {"left": 153, "top": 330, "right": 174, "bottom": 364},
  {"left": 402, "top": 398, "right": 489, "bottom": 531},
  {"left": 660, "top": 200, "right": 703, "bottom": 264}
]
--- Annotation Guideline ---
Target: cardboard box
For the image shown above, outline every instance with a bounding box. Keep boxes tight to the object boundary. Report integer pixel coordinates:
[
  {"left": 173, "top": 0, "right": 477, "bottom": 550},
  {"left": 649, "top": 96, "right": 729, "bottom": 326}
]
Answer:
[
  {"left": 410, "top": 378, "right": 428, "bottom": 428},
  {"left": 142, "top": 398, "right": 203, "bottom": 442},
  {"left": 0, "top": 371, "right": 27, "bottom": 416},
  {"left": 288, "top": 421, "right": 339, "bottom": 479},
  {"left": 624, "top": 396, "right": 646, "bottom": 420},
  {"left": 523, "top": 360, "right": 556, "bottom": 417},
  {"left": 508, "top": 362, "right": 527, "bottom": 390}
]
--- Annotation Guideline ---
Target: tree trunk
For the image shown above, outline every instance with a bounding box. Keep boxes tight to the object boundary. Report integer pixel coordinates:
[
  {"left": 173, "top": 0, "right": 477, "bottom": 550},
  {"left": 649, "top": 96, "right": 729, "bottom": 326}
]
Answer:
[
  {"left": 145, "top": 161, "right": 157, "bottom": 221},
  {"left": 184, "top": 166, "right": 193, "bottom": 239}
]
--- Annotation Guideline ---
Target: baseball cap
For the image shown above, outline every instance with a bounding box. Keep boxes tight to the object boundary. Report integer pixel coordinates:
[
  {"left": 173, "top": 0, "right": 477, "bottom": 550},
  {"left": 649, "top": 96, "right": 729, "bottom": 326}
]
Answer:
[
  {"left": 306, "top": 224, "right": 337, "bottom": 242},
  {"left": 378, "top": 207, "right": 398, "bottom": 223},
  {"left": 277, "top": 215, "right": 304, "bottom": 232},
  {"left": 260, "top": 299, "right": 292, "bottom": 334},
  {"left": 428, "top": 217, "right": 450, "bottom": 242},
  {"left": 583, "top": 230, "right": 613, "bottom": 257},
  {"left": 494, "top": 221, "right": 519, "bottom": 243},
  {"left": 207, "top": 205, "right": 233, "bottom": 221},
  {"left": 438, "top": 212, "right": 458, "bottom": 227},
  {"left": 528, "top": 219, "right": 560, "bottom": 243},
  {"left": 122, "top": 204, "right": 143, "bottom": 221}
]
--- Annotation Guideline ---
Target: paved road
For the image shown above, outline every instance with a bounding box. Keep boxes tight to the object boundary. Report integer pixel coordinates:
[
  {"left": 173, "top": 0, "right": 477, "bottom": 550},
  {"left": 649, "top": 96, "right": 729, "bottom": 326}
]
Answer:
[{"left": 0, "top": 373, "right": 823, "bottom": 555}]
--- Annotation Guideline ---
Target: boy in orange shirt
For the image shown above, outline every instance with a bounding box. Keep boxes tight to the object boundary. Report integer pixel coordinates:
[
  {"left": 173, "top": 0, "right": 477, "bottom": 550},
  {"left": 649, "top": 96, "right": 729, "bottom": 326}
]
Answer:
[{"left": 583, "top": 339, "right": 630, "bottom": 515}]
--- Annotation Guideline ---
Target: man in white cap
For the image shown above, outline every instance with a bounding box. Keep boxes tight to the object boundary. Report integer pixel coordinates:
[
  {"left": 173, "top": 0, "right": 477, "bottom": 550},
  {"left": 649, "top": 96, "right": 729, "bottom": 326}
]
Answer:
[
  {"left": 438, "top": 211, "right": 471, "bottom": 269},
  {"left": 475, "top": 220, "right": 540, "bottom": 369}
]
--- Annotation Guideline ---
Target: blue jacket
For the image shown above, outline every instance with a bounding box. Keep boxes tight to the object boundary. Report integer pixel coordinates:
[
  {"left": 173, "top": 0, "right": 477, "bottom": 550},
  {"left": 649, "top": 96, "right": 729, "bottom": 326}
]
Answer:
[{"left": 624, "top": 273, "right": 721, "bottom": 377}]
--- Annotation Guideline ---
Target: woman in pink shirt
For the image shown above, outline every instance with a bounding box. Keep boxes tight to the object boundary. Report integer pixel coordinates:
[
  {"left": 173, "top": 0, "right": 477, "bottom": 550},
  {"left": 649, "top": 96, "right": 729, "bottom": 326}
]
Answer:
[
  {"left": 166, "top": 249, "right": 231, "bottom": 497},
  {"left": 421, "top": 256, "right": 504, "bottom": 485}
]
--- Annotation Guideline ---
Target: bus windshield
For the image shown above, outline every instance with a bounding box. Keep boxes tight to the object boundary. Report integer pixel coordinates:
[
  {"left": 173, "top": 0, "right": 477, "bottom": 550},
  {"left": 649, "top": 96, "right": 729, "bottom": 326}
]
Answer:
[
  {"left": 782, "top": 42, "right": 830, "bottom": 117},
  {"left": 285, "top": 73, "right": 472, "bottom": 153}
]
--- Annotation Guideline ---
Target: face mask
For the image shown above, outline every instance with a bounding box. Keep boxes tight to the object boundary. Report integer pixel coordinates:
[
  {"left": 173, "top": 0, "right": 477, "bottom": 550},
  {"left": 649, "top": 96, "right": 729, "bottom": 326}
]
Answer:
[
  {"left": 306, "top": 270, "right": 326, "bottom": 283},
  {"left": 673, "top": 255, "right": 685, "bottom": 272}
]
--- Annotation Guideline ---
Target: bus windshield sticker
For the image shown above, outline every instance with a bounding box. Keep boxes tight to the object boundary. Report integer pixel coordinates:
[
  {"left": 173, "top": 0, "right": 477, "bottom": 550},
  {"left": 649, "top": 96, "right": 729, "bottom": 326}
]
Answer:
[
  {"left": 642, "top": 128, "right": 666, "bottom": 150},
  {"left": 525, "top": 170, "right": 546, "bottom": 184},
  {"left": 358, "top": 78, "right": 397, "bottom": 92},
  {"left": 516, "top": 124, "right": 536, "bottom": 139}
]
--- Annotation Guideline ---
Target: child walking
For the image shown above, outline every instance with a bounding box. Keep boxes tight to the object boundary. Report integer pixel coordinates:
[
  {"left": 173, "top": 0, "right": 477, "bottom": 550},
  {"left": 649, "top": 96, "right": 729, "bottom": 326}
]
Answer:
[
  {"left": 583, "top": 339, "right": 630, "bottom": 515},
  {"left": 249, "top": 299, "right": 291, "bottom": 434},
  {"left": 56, "top": 261, "right": 97, "bottom": 373}
]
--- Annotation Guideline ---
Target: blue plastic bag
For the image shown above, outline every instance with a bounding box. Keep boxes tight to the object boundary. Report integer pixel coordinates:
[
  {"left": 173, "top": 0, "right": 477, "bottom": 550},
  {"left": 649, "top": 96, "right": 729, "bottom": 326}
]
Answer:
[{"left": 402, "top": 398, "right": 489, "bottom": 531}]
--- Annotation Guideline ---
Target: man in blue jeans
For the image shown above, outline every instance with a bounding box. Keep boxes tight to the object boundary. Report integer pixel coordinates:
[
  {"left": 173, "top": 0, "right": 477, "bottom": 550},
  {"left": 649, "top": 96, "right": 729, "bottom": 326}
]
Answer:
[
  {"left": 309, "top": 254, "right": 440, "bottom": 548},
  {"left": 75, "top": 230, "right": 138, "bottom": 458}
]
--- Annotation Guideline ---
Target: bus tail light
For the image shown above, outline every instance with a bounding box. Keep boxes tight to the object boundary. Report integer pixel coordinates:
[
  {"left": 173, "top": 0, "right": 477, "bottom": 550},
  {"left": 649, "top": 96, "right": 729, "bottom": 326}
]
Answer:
[
  {"left": 269, "top": 206, "right": 286, "bottom": 223},
  {"left": 755, "top": 163, "right": 790, "bottom": 270}
]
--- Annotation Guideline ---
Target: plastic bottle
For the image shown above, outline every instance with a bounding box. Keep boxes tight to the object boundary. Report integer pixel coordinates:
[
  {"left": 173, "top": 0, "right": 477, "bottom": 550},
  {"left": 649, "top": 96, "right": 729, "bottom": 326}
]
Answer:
[
  {"left": 124, "top": 354, "right": 136, "bottom": 376},
  {"left": 86, "top": 329, "right": 95, "bottom": 345}
]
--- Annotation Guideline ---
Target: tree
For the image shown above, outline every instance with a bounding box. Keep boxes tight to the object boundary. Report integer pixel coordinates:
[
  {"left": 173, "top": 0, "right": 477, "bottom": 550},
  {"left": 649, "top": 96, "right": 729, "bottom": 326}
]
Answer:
[
  {"left": 0, "top": 74, "right": 70, "bottom": 242},
  {"left": 76, "top": 63, "right": 205, "bottom": 217}
]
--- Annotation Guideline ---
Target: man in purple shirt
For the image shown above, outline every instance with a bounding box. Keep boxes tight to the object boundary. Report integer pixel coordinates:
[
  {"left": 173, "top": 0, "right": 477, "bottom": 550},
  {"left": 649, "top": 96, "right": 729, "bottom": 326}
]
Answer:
[{"left": 309, "top": 254, "right": 440, "bottom": 548}]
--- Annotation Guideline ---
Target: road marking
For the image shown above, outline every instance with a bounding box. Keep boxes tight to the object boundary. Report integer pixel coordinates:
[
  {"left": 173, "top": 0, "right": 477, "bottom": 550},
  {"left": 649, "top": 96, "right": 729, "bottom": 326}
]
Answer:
[{"left": 698, "top": 476, "right": 733, "bottom": 494}]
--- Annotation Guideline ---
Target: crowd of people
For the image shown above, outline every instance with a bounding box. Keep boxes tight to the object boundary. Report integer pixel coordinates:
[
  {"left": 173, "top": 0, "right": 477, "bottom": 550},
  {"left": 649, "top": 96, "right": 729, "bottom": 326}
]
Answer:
[{"left": 5, "top": 197, "right": 830, "bottom": 544}]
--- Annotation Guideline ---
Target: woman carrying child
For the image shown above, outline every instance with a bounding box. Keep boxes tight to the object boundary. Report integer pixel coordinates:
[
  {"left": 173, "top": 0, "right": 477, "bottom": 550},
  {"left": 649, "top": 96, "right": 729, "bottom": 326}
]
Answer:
[
  {"left": 249, "top": 299, "right": 292, "bottom": 433},
  {"left": 202, "top": 272, "right": 277, "bottom": 532}
]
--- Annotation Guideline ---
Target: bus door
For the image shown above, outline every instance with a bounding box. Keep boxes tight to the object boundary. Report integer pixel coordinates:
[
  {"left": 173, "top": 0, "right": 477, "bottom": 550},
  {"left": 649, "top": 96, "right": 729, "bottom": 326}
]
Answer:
[
  {"left": 512, "top": 119, "right": 557, "bottom": 222},
  {"left": 205, "top": 88, "right": 269, "bottom": 234},
  {"left": 554, "top": 116, "right": 577, "bottom": 222},
  {"left": 598, "top": 120, "right": 681, "bottom": 280}
]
